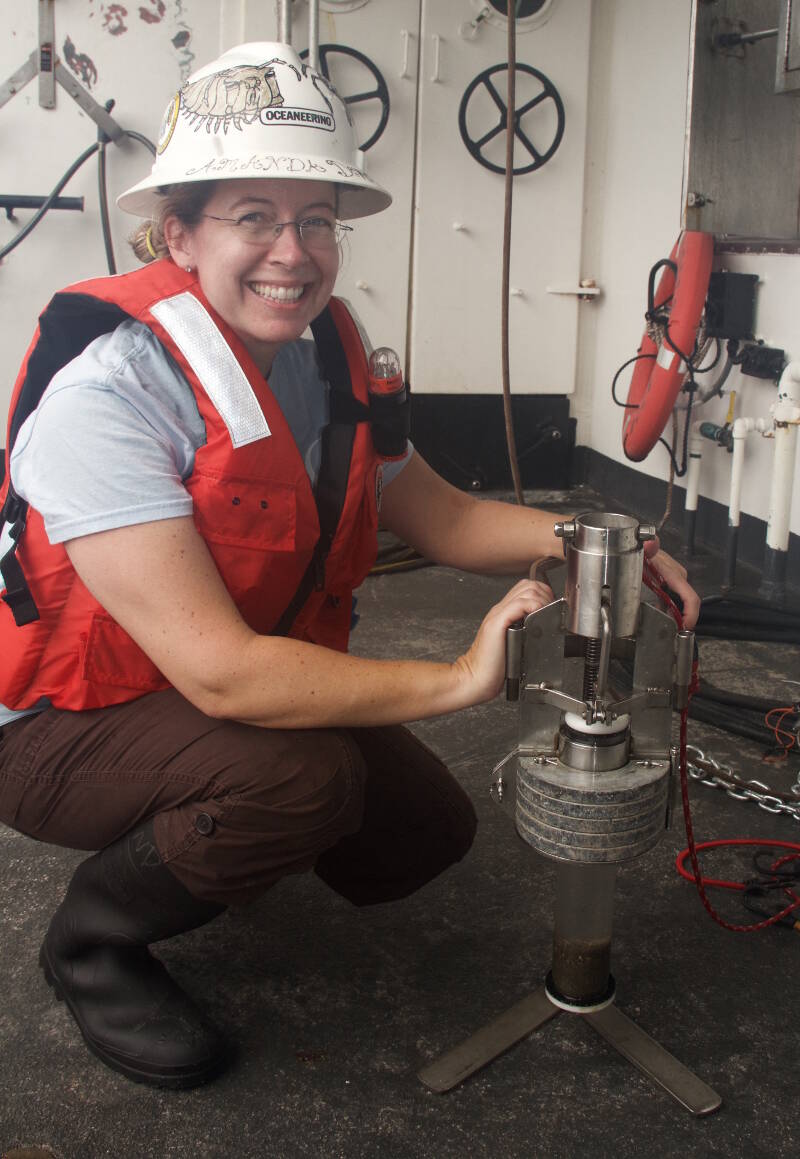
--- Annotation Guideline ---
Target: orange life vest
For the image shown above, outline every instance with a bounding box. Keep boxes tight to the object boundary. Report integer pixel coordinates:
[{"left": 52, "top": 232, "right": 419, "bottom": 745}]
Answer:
[{"left": 0, "top": 260, "right": 385, "bottom": 712}]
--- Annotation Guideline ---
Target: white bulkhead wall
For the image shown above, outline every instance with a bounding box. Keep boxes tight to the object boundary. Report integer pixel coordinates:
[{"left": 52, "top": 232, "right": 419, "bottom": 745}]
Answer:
[{"left": 1, "top": 0, "right": 798, "bottom": 538}]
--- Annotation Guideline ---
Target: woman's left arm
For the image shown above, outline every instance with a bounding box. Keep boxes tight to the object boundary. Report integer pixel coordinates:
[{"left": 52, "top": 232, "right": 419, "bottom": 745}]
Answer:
[{"left": 379, "top": 453, "right": 700, "bottom": 628}]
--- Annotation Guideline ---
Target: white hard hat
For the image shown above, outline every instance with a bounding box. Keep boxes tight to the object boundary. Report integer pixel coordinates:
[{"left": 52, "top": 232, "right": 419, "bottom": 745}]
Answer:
[{"left": 117, "top": 42, "right": 392, "bottom": 220}]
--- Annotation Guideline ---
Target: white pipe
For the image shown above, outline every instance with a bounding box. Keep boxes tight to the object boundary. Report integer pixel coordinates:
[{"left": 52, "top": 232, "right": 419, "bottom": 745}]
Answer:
[
  {"left": 277, "top": 0, "right": 291, "bottom": 45},
  {"left": 685, "top": 422, "right": 704, "bottom": 515},
  {"left": 307, "top": 0, "right": 320, "bottom": 70},
  {"left": 729, "top": 417, "right": 770, "bottom": 528},
  {"left": 728, "top": 419, "right": 750, "bottom": 530},
  {"left": 767, "top": 361, "right": 800, "bottom": 552}
]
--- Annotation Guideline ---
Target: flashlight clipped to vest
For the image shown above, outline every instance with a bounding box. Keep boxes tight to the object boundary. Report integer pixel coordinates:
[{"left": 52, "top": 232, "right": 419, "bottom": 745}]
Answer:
[{"left": 368, "top": 347, "right": 409, "bottom": 461}]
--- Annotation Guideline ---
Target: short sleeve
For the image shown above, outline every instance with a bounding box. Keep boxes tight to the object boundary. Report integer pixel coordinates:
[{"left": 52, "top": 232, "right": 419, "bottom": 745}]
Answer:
[{"left": 10, "top": 320, "right": 206, "bottom": 544}]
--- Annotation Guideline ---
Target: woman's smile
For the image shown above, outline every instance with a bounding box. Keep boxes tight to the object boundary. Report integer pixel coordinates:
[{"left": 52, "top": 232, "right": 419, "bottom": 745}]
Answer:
[{"left": 247, "top": 282, "right": 308, "bottom": 304}]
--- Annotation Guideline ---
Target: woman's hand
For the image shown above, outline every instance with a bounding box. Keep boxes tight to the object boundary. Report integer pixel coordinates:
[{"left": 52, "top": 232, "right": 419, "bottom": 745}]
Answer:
[
  {"left": 643, "top": 540, "right": 700, "bottom": 629},
  {"left": 452, "top": 578, "right": 555, "bottom": 705}
]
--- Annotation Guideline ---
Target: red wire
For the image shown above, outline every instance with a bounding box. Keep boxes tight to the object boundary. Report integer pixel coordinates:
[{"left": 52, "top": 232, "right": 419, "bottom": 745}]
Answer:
[
  {"left": 765, "top": 706, "right": 797, "bottom": 753},
  {"left": 675, "top": 838, "right": 800, "bottom": 890},
  {"left": 771, "top": 853, "right": 800, "bottom": 873},
  {"left": 643, "top": 559, "right": 800, "bottom": 933}
]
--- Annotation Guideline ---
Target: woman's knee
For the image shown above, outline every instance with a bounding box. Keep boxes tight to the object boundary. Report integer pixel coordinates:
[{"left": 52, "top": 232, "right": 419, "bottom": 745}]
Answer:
[
  {"left": 313, "top": 726, "right": 479, "bottom": 906},
  {"left": 156, "top": 727, "right": 368, "bottom": 903}
]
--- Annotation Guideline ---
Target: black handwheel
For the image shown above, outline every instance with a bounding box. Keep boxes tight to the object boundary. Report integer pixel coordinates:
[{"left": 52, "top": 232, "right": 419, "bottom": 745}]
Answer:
[
  {"left": 458, "top": 63, "right": 565, "bottom": 175},
  {"left": 300, "top": 44, "right": 390, "bottom": 152}
]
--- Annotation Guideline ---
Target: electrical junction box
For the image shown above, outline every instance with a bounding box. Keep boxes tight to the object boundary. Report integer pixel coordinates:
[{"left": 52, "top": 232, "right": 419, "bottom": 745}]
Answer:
[
  {"left": 704, "top": 271, "right": 758, "bottom": 339},
  {"left": 739, "top": 344, "right": 786, "bottom": 381}
]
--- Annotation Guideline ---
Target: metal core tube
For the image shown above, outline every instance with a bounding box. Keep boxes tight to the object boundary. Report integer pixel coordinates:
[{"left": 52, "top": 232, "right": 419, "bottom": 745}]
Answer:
[{"left": 563, "top": 513, "right": 647, "bottom": 639}]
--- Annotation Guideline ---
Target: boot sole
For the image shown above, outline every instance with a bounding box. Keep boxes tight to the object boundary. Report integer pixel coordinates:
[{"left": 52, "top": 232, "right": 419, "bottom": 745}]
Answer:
[{"left": 39, "top": 942, "right": 228, "bottom": 1090}]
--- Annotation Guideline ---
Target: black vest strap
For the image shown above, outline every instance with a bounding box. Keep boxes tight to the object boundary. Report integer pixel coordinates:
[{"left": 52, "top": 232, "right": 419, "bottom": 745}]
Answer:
[
  {"left": 271, "top": 305, "right": 364, "bottom": 638},
  {"left": 1, "top": 295, "right": 133, "bottom": 627},
  {"left": 0, "top": 487, "right": 39, "bottom": 626},
  {"left": 10, "top": 295, "right": 132, "bottom": 452}
]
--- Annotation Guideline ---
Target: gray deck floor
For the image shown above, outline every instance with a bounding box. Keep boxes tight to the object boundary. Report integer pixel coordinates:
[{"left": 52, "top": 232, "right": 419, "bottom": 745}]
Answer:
[{"left": 1, "top": 489, "right": 798, "bottom": 1159}]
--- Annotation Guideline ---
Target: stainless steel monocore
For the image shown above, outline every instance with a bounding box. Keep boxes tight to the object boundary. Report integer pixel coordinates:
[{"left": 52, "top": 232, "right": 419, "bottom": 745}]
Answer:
[{"left": 419, "top": 512, "right": 721, "bottom": 1116}]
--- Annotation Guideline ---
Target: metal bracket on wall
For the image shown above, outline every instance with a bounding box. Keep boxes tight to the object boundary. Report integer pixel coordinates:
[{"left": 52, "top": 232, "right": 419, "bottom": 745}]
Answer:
[
  {"left": 39, "top": 0, "right": 55, "bottom": 108},
  {"left": 545, "top": 279, "right": 601, "bottom": 302},
  {"left": 0, "top": 1, "right": 125, "bottom": 141}
]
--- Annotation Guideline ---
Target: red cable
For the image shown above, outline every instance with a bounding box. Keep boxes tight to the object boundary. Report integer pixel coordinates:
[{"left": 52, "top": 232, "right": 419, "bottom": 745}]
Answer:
[
  {"left": 765, "top": 706, "right": 797, "bottom": 755},
  {"left": 643, "top": 559, "right": 800, "bottom": 933},
  {"left": 675, "top": 837, "right": 800, "bottom": 890}
]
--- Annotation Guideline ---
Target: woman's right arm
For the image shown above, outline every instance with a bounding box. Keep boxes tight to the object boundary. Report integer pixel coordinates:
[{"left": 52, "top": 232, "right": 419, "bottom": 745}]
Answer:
[{"left": 66, "top": 516, "right": 553, "bottom": 729}]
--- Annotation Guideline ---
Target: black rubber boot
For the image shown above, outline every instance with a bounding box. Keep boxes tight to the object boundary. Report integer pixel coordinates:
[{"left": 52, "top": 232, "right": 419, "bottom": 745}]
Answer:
[{"left": 39, "top": 820, "right": 228, "bottom": 1089}]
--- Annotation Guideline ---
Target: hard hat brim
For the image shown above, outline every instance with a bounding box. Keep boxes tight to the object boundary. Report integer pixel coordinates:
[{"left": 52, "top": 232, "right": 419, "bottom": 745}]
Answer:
[{"left": 117, "top": 161, "right": 392, "bottom": 221}]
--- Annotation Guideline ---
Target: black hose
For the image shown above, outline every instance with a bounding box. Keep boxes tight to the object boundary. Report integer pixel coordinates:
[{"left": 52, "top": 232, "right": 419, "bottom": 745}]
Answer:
[
  {"left": 695, "top": 607, "right": 797, "bottom": 625},
  {"left": 702, "top": 591, "right": 800, "bottom": 609},
  {"left": 701, "top": 592, "right": 800, "bottom": 619},
  {"left": 695, "top": 626, "right": 800, "bottom": 644},
  {"left": 0, "top": 127, "right": 156, "bottom": 266},
  {"left": 695, "top": 681, "right": 795, "bottom": 715},
  {"left": 688, "top": 699, "right": 787, "bottom": 746},
  {"left": 122, "top": 129, "right": 157, "bottom": 157},
  {"left": 97, "top": 141, "right": 117, "bottom": 274},
  {"left": 691, "top": 602, "right": 797, "bottom": 621},
  {"left": 0, "top": 142, "right": 99, "bottom": 262},
  {"left": 646, "top": 258, "right": 677, "bottom": 320},
  {"left": 695, "top": 594, "right": 800, "bottom": 643}
]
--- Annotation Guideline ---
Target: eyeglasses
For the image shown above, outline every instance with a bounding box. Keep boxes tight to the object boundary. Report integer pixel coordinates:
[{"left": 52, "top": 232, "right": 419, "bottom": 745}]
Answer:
[{"left": 200, "top": 212, "right": 352, "bottom": 250}]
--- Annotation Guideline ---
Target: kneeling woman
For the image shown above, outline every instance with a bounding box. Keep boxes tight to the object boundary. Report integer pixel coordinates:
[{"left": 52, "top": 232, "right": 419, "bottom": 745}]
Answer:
[{"left": 0, "top": 42, "right": 698, "bottom": 1088}]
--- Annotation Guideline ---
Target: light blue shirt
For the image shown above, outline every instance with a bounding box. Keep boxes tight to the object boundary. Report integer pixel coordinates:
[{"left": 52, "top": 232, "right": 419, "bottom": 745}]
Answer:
[{"left": 1, "top": 319, "right": 411, "bottom": 726}]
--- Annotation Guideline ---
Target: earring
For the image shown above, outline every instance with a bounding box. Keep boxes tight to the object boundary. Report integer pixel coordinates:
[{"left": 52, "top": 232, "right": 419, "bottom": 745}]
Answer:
[{"left": 185, "top": 265, "right": 194, "bottom": 273}]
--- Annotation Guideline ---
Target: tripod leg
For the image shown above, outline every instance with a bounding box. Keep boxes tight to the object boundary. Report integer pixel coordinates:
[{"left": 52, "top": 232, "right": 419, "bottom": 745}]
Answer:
[
  {"left": 418, "top": 985, "right": 559, "bottom": 1093},
  {"left": 585, "top": 1004, "right": 722, "bottom": 1115}
]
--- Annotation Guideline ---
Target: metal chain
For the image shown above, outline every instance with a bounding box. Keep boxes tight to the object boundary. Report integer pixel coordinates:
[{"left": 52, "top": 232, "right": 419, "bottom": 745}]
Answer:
[{"left": 686, "top": 745, "right": 800, "bottom": 823}]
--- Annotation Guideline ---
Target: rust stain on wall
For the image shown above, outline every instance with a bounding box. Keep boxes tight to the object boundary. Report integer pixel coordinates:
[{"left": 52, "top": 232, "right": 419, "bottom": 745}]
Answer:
[
  {"left": 173, "top": 0, "right": 195, "bottom": 78},
  {"left": 139, "top": 0, "right": 166, "bottom": 23},
  {"left": 63, "top": 36, "right": 98, "bottom": 87},
  {"left": 103, "top": 4, "right": 129, "bottom": 35},
  {"left": 87, "top": 1, "right": 129, "bottom": 36}
]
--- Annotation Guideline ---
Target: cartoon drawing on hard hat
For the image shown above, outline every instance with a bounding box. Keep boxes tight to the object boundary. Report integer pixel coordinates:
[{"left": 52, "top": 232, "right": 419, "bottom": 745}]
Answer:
[
  {"left": 180, "top": 63, "right": 286, "bottom": 134},
  {"left": 171, "top": 56, "right": 345, "bottom": 142}
]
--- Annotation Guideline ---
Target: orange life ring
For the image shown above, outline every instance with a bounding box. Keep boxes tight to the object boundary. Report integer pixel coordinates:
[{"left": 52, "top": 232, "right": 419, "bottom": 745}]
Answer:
[{"left": 622, "top": 231, "right": 714, "bottom": 462}]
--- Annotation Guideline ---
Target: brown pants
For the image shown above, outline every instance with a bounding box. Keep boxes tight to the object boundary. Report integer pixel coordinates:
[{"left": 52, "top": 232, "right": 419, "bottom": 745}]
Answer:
[{"left": 0, "top": 689, "right": 477, "bottom": 907}]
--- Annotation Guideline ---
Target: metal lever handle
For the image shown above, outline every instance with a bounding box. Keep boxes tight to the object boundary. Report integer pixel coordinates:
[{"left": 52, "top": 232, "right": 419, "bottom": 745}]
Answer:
[
  {"left": 400, "top": 29, "right": 412, "bottom": 78},
  {"left": 431, "top": 34, "right": 442, "bottom": 83},
  {"left": 505, "top": 557, "right": 563, "bottom": 700},
  {"left": 673, "top": 630, "right": 695, "bottom": 710},
  {"left": 505, "top": 622, "right": 525, "bottom": 701},
  {"left": 530, "top": 555, "right": 563, "bottom": 584}
]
